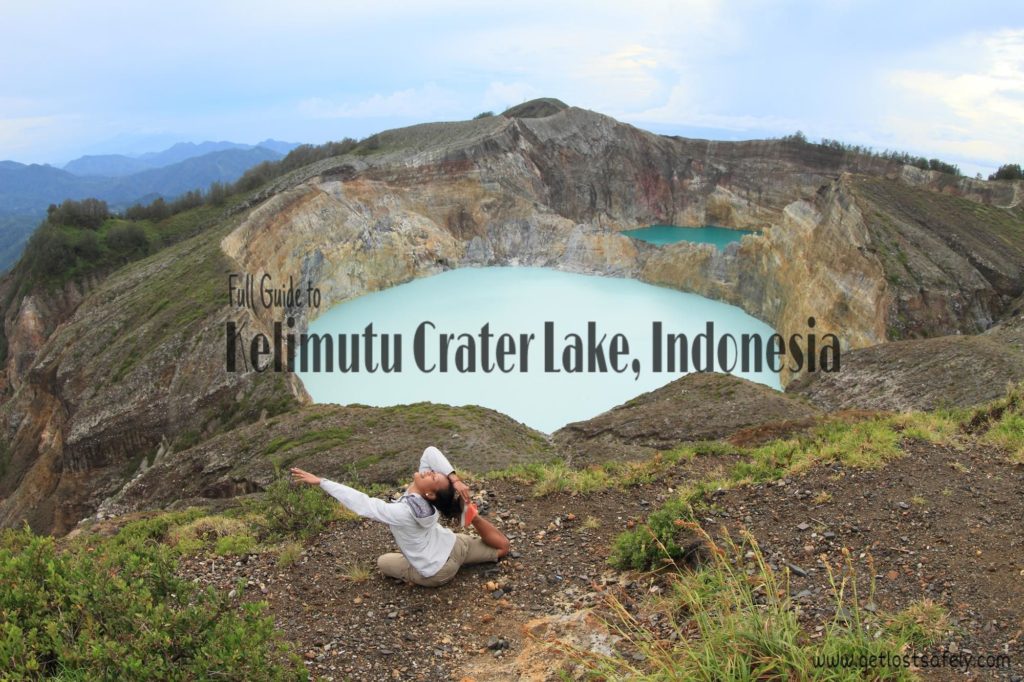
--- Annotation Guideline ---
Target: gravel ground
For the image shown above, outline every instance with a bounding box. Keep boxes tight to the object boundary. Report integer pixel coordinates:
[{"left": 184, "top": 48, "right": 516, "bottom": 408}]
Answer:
[{"left": 174, "top": 438, "right": 1024, "bottom": 681}]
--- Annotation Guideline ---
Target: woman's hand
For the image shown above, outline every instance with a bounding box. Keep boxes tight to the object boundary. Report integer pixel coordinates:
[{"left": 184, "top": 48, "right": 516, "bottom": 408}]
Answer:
[
  {"left": 451, "top": 477, "right": 472, "bottom": 506},
  {"left": 290, "top": 467, "right": 321, "bottom": 486}
]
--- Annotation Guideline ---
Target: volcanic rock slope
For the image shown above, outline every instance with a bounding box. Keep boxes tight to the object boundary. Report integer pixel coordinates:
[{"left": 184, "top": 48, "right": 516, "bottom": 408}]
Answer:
[{"left": 1, "top": 99, "right": 1022, "bottom": 533}]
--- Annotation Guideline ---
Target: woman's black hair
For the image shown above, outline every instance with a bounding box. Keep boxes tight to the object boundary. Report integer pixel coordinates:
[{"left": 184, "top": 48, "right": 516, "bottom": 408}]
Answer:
[{"left": 430, "top": 480, "right": 462, "bottom": 519}]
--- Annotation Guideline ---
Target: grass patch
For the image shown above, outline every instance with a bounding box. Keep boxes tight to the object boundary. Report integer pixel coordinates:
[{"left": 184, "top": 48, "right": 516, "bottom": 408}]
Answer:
[
  {"left": 275, "top": 541, "right": 304, "bottom": 568},
  {"left": 966, "top": 382, "right": 1024, "bottom": 462},
  {"left": 343, "top": 562, "right": 372, "bottom": 583},
  {"left": 890, "top": 411, "right": 961, "bottom": 444},
  {"left": 886, "top": 600, "right": 951, "bottom": 648},
  {"left": 167, "top": 515, "right": 250, "bottom": 553},
  {"left": 561, "top": 527, "right": 947, "bottom": 680},
  {"left": 983, "top": 412, "right": 1024, "bottom": 463},
  {"left": 263, "top": 427, "right": 354, "bottom": 457},
  {"left": 491, "top": 460, "right": 637, "bottom": 496},
  {"left": 214, "top": 532, "right": 258, "bottom": 556},
  {"left": 489, "top": 441, "right": 738, "bottom": 497},
  {"left": 732, "top": 414, "right": 930, "bottom": 486}
]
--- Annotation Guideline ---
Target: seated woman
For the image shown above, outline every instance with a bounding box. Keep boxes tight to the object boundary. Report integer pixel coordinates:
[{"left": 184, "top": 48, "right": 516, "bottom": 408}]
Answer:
[{"left": 289, "top": 446, "right": 510, "bottom": 587}]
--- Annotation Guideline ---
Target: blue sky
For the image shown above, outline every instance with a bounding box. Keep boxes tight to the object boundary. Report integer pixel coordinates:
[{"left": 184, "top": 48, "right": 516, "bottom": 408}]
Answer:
[{"left": 1, "top": 0, "right": 1022, "bottom": 176}]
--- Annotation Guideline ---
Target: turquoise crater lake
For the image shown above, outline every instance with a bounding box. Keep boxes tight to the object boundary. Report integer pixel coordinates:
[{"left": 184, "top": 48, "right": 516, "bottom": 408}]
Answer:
[
  {"left": 296, "top": 267, "right": 781, "bottom": 434},
  {"left": 622, "top": 224, "right": 755, "bottom": 249}
]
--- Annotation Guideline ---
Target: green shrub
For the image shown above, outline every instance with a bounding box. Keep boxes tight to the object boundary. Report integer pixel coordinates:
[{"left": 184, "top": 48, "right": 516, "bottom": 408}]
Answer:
[
  {"left": 246, "top": 478, "right": 339, "bottom": 540},
  {"left": 989, "top": 163, "right": 1023, "bottom": 181},
  {"left": 47, "top": 198, "right": 109, "bottom": 230},
  {"left": 610, "top": 483, "right": 717, "bottom": 571},
  {"left": 0, "top": 525, "right": 306, "bottom": 679},
  {"left": 105, "top": 223, "right": 150, "bottom": 260}
]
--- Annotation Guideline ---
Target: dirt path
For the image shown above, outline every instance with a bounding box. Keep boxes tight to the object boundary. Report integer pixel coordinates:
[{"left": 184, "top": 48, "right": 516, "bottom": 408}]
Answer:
[
  {"left": 178, "top": 479, "right": 677, "bottom": 681},
  {"left": 176, "top": 440, "right": 1024, "bottom": 681}
]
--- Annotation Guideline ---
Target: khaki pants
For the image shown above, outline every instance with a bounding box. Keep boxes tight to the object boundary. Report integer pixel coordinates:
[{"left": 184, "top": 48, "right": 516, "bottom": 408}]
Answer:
[{"left": 377, "top": 534, "right": 500, "bottom": 587}]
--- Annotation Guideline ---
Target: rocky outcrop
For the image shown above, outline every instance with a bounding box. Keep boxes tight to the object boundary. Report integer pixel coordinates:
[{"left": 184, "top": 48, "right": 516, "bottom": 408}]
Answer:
[
  {"left": 0, "top": 275, "right": 101, "bottom": 395},
  {"left": 788, "top": 310, "right": 1024, "bottom": 412},
  {"left": 97, "top": 402, "right": 554, "bottom": 517},
  {"left": 554, "top": 372, "right": 821, "bottom": 464},
  {"left": 0, "top": 225, "right": 302, "bottom": 534},
  {"left": 639, "top": 178, "right": 890, "bottom": 385}
]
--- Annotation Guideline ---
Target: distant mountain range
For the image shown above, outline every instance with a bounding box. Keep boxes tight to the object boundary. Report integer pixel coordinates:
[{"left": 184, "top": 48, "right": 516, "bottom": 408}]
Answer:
[
  {"left": 62, "top": 139, "right": 297, "bottom": 177},
  {"left": 0, "top": 140, "right": 300, "bottom": 273}
]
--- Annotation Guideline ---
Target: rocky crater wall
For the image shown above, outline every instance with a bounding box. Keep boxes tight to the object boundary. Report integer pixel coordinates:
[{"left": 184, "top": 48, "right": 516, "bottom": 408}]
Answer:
[{"left": 222, "top": 108, "right": 1022, "bottom": 388}]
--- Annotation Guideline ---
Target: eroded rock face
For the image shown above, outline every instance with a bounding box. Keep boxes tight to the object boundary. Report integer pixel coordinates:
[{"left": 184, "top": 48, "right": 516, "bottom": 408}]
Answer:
[
  {"left": 788, "top": 311, "right": 1024, "bottom": 412},
  {"left": 222, "top": 107, "right": 1022, "bottom": 388},
  {"left": 0, "top": 226, "right": 302, "bottom": 534},
  {"left": 2, "top": 277, "right": 99, "bottom": 393},
  {"left": 554, "top": 372, "right": 821, "bottom": 464}
]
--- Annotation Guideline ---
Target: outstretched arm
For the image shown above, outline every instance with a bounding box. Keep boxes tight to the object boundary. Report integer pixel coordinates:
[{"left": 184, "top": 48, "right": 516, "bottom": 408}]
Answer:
[{"left": 290, "top": 467, "right": 410, "bottom": 525}]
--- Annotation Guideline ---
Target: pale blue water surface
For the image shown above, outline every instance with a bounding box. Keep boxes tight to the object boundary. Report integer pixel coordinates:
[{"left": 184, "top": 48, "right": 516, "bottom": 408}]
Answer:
[
  {"left": 297, "top": 267, "right": 780, "bottom": 433},
  {"left": 622, "top": 224, "right": 755, "bottom": 249}
]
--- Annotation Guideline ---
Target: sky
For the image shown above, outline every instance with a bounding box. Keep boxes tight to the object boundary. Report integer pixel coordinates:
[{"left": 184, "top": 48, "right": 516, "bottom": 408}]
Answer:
[{"left": 1, "top": 0, "right": 1022, "bottom": 177}]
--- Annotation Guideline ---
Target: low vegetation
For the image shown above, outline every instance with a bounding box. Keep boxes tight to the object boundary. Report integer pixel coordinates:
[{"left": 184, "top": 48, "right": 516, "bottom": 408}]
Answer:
[
  {"left": 557, "top": 527, "right": 948, "bottom": 680},
  {"left": 0, "top": 519, "right": 307, "bottom": 679},
  {"left": 14, "top": 195, "right": 245, "bottom": 297},
  {"left": 503, "top": 384, "right": 1022, "bottom": 573},
  {"left": 988, "top": 163, "right": 1023, "bottom": 181},
  {"left": 973, "top": 382, "right": 1024, "bottom": 463},
  {"left": 241, "top": 476, "right": 350, "bottom": 541},
  {"left": 0, "top": 462, "right": 386, "bottom": 678},
  {"left": 780, "top": 131, "right": 962, "bottom": 176}
]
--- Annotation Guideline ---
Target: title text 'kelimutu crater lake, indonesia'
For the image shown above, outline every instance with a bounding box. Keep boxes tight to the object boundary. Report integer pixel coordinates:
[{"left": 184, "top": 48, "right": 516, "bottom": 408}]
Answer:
[{"left": 296, "top": 263, "right": 780, "bottom": 433}]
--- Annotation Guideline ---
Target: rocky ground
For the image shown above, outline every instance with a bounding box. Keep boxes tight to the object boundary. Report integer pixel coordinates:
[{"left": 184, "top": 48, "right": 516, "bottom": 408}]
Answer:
[
  {"left": 172, "top": 433, "right": 1023, "bottom": 681},
  {"left": 789, "top": 312, "right": 1024, "bottom": 412},
  {"left": 710, "top": 439, "right": 1024, "bottom": 682},
  {"left": 555, "top": 372, "right": 821, "bottom": 464}
]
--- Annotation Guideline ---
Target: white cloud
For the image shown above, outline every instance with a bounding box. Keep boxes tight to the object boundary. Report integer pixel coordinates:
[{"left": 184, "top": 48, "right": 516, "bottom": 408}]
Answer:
[
  {"left": 435, "top": 0, "right": 733, "bottom": 114},
  {"left": 882, "top": 29, "right": 1024, "bottom": 167},
  {"left": 624, "top": 82, "right": 802, "bottom": 132},
  {"left": 296, "top": 84, "right": 462, "bottom": 120}
]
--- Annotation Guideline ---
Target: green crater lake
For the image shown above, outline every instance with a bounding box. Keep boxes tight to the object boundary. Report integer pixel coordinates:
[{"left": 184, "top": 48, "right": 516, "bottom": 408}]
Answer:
[
  {"left": 297, "top": 267, "right": 781, "bottom": 434},
  {"left": 623, "top": 224, "right": 756, "bottom": 249}
]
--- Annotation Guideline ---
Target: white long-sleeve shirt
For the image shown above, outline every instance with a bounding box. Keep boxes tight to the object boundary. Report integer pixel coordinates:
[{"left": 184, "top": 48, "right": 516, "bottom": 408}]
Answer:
[{"left": 319, "top": 446, "right": 457, "bottom": 577}]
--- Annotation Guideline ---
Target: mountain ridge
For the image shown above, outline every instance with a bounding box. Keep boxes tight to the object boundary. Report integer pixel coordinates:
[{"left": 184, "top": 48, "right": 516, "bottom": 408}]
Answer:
[
  {"left": 0, "top": 145, "right": 292, "bottom": 272},
  {"left": 62, "top": 139, "right": 299, "bottom": 177},
  {"left": 0, "top": 98, "right": 1021, "bottom": 536}
]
